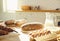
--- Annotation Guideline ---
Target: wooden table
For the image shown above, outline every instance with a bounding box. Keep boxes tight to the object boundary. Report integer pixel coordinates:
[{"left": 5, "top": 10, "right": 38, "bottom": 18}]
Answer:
[
  {"left": 0, "top": 27, "right": 60, "bottom": 41},
  {"left": 0, "top": 28, "right": 30, "bottom": 41}
]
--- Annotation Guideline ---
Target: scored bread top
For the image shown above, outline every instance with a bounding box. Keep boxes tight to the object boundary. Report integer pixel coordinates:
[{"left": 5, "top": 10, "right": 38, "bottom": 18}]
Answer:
[{"left": 21, "top": 22, "right": 44, "bottom": 31}]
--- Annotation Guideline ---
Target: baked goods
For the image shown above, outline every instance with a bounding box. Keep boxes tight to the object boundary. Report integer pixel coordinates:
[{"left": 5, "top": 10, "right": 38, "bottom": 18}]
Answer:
[
  {"left": 5, "top": 19, "right": 27, "bottom": 27},
  {"left": 29, "top": 28, "right": 60, "bottom": 41},
  {"left": 0, "top": 30, "right": 8, "bottom": 36},
  {"left": 15, "top": 19, "right": 27, "bottom": 27},
  {"left": 5, "top": 20, "right": 15, "bottom": 25},
  {"left": 5, "top": 20, "right": 16, "bottom": 27},
  {"left": 0, "top": 25, "right": 17, "bottom": 36},
  {"left": 21, "top": 22, "right": 43, "bottom": 31},
  {"left": 48, "top": 38, "right": 57, "bottom": 41},
  {"left": 30, "top": 38, "right": 36, "bottom": 41},
  {"left": 22, "top": 24, "right": 43, "bottom": 31},
  {"left": 29, "top": 30, "right": 51, "bottom": 38},
  {"left": 29, "top": 29, "right": 57, "bottom": 41}
]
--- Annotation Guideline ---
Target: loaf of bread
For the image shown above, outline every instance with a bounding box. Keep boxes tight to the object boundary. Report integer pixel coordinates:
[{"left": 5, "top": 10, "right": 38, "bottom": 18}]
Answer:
[
  {"left": 29, "top": 29, "right": 57, "bottom": 41},
  {"left": 15, "top": 19, "right": 27, "bottom": 27},
  {"left": 5, "top": 20, "right": 16, "bottom": 27},
  {"left": 21, "top": 22, "right": 44, "bottom": 31},
  {"left": 5, "top": 19, "right": 27, "bottom": 27},
  {"left": 0, "top": 25, "right": 17, "bottom": 36},
  {"left": 5, "top": 20, "right": 15, "bottom": 25},
  {"left": 0, "top": 30, "right": 8, "bottom": 36}
]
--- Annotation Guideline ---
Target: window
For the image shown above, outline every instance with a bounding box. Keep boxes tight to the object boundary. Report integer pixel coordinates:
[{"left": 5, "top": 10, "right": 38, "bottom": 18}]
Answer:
[{"left": 3, "top": 0, "right": 18, "bottom": 12}]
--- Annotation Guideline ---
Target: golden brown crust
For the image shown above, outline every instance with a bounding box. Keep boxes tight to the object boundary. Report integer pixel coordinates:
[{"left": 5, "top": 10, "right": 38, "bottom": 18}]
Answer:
[
  {"left": 0, "top": 30, "right": 8, "bottom": 36},
  {"left": 5, "top": 20, "right": 26, "bottom": 27},
  {"left": 5, "top": 20, "right": 15, "bottom": 25},
  {"left": 22, "top": 24, "right": 43, "bottom": 31},
  {"left": 29, "top": 30, "right": 51, "bottom": 38},
  {"left": 0, "top": 25, "right": 17, "bottom": 36}
]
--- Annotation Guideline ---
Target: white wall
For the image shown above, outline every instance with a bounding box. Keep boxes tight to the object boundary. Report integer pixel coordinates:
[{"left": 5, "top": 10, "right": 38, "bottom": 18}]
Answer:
[
  {"left": 0, "top": 0, "right": 46, "bottom": 24},
  {"left": 0, "top": 12, "right": 60, "bottom": 24},
  {"left": 15, "top": 12, "right": 46, "bottom": 24},
  {"left": 0, "top": 12, "right": 46, "bottom": 24},
  {"left": 0, "top": 0, "right": 60, "bottom": 24},
  {"left": 0, "top": 0, "right": 3, "bottom": 13},
  {"left": 19, "top": 0, "right": 60, "bottom": 10}
]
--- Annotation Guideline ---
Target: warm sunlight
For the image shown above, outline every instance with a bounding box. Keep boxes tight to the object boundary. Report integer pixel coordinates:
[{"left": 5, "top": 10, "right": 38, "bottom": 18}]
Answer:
[{"left": 3, "top": 0, "right": 18, "bottom": 12}]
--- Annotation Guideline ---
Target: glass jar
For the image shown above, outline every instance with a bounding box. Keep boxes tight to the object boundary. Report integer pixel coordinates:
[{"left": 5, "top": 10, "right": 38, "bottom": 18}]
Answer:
[{"left": 45, "top": 12, "right": 54, "bottom": 28}]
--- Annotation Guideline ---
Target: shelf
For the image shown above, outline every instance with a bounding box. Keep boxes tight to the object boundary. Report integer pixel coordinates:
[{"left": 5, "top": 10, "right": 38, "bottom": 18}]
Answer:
[{"left": 16, "top": 10, "right": 60, "bottom": 12}]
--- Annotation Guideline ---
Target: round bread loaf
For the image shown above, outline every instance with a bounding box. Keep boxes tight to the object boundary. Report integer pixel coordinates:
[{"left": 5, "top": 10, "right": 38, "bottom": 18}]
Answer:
[
  {"left": 5, "top": 20, "right": 15, "bottom": 25},
  {"left": 4, "top": 20, "right": 16, "bottom": 27}
]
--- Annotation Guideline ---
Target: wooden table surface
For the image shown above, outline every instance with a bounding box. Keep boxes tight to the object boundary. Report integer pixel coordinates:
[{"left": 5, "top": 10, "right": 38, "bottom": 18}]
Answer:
[
  {"left": 0, "top": 28, "right": 30, "bottom": 41},
  {"left": 0, "top": 27, "right": 60, "bottom": 41}
]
